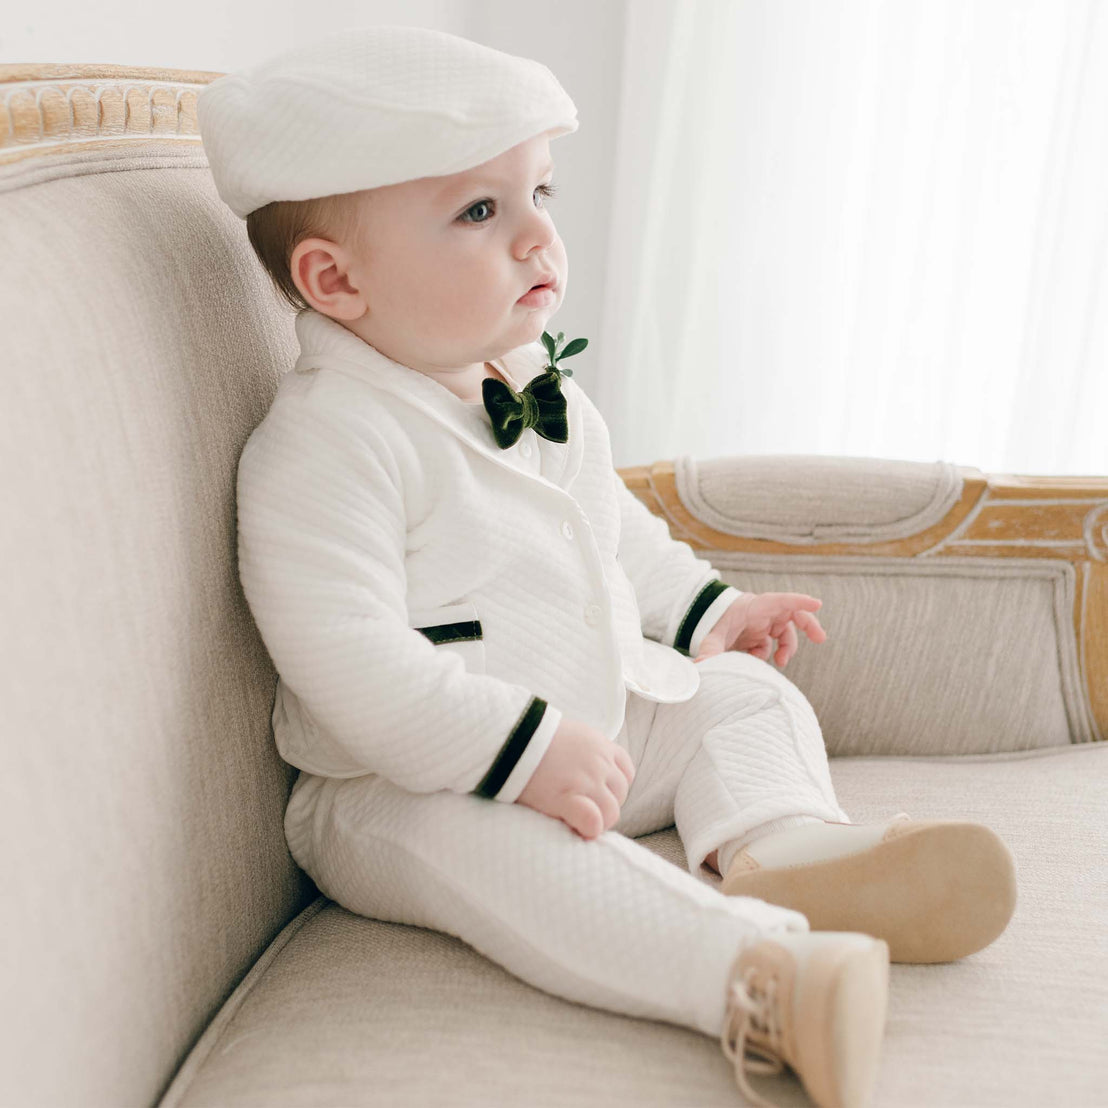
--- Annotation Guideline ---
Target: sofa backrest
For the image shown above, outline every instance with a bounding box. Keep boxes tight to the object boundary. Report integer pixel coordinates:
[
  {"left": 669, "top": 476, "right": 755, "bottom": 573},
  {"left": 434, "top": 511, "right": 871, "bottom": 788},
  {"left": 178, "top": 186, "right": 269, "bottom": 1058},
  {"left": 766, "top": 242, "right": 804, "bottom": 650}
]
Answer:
[{"left": 0, "top": 66, "right": 314, "bottom": 1107}]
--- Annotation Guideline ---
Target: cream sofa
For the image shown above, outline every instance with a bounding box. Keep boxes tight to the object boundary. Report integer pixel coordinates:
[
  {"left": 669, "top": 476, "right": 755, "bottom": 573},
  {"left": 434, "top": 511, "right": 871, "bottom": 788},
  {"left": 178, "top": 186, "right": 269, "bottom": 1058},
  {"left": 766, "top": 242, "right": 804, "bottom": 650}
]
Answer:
[{"left": 2, "top": 64, "right": 1106, "bottom": 1108}]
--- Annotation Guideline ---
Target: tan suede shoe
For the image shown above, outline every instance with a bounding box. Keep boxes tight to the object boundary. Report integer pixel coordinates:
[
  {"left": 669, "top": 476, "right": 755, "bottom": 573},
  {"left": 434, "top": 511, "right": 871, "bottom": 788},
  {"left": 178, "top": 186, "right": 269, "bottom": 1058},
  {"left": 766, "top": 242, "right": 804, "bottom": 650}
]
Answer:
[
  {"left": 720, "top": 815, "right": 1017, "bottom": 963},
  {"left": 722, "top": 930, "right": 890, "bottom": 1108}
]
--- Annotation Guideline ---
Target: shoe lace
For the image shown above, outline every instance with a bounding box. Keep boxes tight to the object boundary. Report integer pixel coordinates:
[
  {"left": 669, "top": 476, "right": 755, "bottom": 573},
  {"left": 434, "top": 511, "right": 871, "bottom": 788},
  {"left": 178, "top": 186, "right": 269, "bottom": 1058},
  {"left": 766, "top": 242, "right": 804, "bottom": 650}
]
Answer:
[{"left": 720, "top": 966, "right": 786, "bottom": 1108}]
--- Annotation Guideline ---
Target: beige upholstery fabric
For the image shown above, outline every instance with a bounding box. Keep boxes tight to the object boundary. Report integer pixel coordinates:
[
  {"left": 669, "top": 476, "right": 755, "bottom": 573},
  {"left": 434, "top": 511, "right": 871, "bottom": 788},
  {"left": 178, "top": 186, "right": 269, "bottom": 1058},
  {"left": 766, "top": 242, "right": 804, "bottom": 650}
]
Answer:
[
  {"left": 712, "top": 553, "right": 1096, "bottom": 754},
  {"left": 0, "top": 145, "right": 314, "bottom": 1108},
  {"left": 161, "top": 744, "right": 1108, "bottom": 1108}
]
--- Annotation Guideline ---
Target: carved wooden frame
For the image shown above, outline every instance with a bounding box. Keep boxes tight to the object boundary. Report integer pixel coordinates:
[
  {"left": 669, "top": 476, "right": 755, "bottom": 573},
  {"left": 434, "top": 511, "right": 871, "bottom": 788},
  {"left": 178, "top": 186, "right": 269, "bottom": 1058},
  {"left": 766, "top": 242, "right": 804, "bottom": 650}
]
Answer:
[
  {"left": 618, "top": 460, "right": 1108, "bottom": 744},
  {"left": 0, "top": 64, "right": 217, "bottom": 164}
]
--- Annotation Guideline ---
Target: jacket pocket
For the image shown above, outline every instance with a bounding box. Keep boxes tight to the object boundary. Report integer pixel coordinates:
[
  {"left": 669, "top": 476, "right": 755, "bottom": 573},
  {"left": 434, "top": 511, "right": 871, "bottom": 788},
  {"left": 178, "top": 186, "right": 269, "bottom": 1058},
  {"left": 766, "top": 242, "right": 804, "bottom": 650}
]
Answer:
[{"left": 407, "top": 599, "right": 487, "bottom": 674}]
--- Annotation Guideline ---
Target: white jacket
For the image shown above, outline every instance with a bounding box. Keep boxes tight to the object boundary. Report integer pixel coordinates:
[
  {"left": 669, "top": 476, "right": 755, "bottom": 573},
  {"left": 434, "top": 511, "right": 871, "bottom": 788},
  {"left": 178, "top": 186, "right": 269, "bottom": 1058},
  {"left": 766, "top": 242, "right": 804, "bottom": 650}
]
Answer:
[{"left": 236, "top": 309, "right": 741, "bottom": 803}]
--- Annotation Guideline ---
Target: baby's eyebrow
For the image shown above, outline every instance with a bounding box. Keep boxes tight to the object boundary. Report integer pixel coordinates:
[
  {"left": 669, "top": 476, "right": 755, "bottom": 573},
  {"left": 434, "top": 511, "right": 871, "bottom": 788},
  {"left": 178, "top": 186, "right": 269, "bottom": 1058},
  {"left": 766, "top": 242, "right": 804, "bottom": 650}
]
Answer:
[{"left": 436, "top": 161, "right": 555, "bottom": 206}]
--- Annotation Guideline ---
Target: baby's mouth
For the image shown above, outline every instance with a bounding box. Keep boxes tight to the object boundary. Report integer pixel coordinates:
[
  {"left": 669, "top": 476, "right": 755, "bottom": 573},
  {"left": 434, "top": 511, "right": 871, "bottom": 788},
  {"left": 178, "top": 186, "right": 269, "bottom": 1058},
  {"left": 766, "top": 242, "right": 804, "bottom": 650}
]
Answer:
[
  {"left": 527, "top": 274, "right": 557, "bottom": 294},
  {"left": 517, "top": 281, "right": 558, "bottom": 306}
]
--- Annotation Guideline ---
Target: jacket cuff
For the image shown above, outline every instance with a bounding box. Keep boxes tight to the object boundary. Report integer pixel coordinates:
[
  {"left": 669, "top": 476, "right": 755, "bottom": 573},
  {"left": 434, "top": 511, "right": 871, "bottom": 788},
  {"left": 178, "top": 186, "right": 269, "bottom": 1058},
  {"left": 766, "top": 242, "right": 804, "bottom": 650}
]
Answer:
[
  {"left": 670, "top": 579, "right": 744, "bottom": 657},
  {"left": 685, "top": 584, "right": 744, "bottom": 659},
  {"left": 472, "top": 697, "right": 562, "bottom": 804}
]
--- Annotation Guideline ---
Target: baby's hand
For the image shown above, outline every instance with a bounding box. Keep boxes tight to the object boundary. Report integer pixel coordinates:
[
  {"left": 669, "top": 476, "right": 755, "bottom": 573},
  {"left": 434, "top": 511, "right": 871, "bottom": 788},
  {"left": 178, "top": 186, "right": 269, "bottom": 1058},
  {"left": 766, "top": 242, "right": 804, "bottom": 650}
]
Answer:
[
  {"left": 694, "top": 592, "right": 827, "bottom": 667},
  {"left": 515, "top": 716, "right": 635, "bottom": 840}
]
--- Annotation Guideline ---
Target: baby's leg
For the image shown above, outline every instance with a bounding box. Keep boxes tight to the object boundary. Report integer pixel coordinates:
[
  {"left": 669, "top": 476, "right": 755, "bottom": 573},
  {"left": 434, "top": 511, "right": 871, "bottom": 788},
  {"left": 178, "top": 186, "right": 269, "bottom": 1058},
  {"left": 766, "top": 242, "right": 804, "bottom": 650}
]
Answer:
[
  {"left": 618, "top": 650, "right": 851, "bottom": 881},
  {"left": 283, "top": 767, "right": 808, "bottom": 1040}
]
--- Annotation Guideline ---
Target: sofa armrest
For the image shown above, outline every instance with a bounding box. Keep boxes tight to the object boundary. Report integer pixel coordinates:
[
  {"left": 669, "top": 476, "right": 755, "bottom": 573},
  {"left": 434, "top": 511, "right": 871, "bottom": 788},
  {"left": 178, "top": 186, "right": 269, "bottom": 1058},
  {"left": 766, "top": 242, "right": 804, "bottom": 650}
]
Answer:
[{"left": 616, "top": 455, "right": 1108, "bottom": 757}]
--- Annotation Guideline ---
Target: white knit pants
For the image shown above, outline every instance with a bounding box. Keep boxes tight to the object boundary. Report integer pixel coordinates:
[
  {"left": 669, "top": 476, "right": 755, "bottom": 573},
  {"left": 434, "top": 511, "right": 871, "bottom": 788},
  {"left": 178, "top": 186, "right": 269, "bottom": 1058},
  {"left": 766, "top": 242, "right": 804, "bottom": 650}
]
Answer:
[{"left": 283, "top": 650, "right": 852, "bottom": 1039}]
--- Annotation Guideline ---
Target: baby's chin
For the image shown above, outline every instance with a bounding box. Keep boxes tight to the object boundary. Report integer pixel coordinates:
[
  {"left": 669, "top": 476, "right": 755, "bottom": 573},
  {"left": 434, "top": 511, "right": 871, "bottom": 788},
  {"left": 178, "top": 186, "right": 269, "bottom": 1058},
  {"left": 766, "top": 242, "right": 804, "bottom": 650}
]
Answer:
[
  {"left": 507, "top": 316, "right": 558, "bottom": 354},
  {"left": 441, "top": 303, "right": 560, "bottom": 362},
  {"left": 516, "top": 305, "right": 559, "bottom": 340},
  {"left": 478, "top": 315, "right": 553, "bottom": 356}
]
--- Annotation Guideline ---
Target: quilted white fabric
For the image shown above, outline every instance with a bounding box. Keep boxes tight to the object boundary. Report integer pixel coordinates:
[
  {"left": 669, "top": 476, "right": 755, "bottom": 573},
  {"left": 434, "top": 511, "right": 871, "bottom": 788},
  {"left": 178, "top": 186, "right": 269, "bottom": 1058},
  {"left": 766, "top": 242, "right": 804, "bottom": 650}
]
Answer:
[
  {"left": 282, "top": 648, "right": 837, "bottom": 1042},
  {"left": 196, "top": 25, "right": 579, "bottom": 218},
  {"left": 235, "top": 309, "right": 741, "bottom": 802}
]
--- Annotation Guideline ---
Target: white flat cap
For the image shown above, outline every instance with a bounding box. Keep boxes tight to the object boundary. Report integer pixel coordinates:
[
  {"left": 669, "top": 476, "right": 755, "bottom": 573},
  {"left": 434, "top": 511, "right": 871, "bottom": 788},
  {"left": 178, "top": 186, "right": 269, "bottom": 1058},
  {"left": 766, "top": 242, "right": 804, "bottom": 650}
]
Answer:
[{"left": 197, "top": 25, "right": 579, "bottom": 219}]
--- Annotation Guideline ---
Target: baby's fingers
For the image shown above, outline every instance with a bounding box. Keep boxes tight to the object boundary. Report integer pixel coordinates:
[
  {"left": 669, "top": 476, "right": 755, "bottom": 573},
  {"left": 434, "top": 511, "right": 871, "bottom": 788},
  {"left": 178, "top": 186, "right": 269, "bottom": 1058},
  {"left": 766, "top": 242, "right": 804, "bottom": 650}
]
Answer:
[
  {"left": 565, "top": 795, "right": 605, "bottom": 840},
  {"left": 796, "top": 609, "right": 828, "bottom": 643},
  {"left": 776, "top": 593, "right": 822, "bottom": 612},
  {"left": 607, "top": 767, "right": 631, "bottom": 806},
  {"left": 775, "top": 621, "right": 798, "bottom": 666},
  {"left": 612, "top": 742, "right": 636, "bottom": 787}
]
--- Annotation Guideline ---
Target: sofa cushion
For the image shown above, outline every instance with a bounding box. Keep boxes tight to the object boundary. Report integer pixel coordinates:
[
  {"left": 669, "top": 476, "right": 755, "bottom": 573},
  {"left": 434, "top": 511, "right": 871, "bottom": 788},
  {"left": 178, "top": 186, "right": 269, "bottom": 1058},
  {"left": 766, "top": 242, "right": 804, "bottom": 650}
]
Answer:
[
  {"left": 0, "top": 143, "right": 315, "bottom": 1108},
  {"left": 159, "top": 742, "right": 1108, "bottom": 1108}
]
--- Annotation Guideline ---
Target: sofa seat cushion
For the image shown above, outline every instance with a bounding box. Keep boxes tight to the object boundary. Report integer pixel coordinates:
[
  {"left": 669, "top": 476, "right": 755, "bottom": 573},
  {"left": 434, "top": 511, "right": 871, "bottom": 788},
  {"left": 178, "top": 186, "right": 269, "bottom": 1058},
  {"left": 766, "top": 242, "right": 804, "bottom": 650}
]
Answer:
[{"left": 160, "top": 743, "right": 1108, "bottom": 1108}]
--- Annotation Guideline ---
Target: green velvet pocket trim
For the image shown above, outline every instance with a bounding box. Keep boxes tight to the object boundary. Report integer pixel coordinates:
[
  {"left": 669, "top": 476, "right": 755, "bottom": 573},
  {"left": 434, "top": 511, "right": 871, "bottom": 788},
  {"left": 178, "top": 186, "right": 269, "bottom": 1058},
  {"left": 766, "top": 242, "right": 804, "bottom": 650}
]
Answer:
[{"left": 415, "top": 620, "right": 483, "bottom": 644}]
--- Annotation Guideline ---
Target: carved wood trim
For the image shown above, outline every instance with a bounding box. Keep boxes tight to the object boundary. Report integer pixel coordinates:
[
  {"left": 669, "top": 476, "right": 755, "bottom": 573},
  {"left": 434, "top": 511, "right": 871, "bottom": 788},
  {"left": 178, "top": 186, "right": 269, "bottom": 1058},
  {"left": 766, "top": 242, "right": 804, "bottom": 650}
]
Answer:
[
  {"left": 0, "top": 65, "right": 223, "bottom": 166},
  {"left": 618, "top": 459, "right": 1108, "bottom": 744}
]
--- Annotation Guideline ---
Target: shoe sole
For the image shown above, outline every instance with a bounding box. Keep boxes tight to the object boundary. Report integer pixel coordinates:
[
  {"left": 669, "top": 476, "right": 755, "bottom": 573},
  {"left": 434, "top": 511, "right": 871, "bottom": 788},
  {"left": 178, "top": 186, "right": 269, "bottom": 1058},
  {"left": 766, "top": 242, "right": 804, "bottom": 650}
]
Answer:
[
  {"left": 723, "top": 822, "right": 1017, "bottom": 963},
  {"left": 779, "top": 933, "right": 890, "bottom": 1108}
]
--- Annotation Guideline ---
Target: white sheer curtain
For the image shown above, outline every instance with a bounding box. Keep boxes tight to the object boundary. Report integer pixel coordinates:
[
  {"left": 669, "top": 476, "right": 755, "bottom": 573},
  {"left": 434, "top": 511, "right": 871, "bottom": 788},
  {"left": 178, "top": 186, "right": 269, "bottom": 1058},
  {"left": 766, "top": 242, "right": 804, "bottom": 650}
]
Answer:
[{"left": 594, "top": 0, "right": 1108, "bottom": 475}]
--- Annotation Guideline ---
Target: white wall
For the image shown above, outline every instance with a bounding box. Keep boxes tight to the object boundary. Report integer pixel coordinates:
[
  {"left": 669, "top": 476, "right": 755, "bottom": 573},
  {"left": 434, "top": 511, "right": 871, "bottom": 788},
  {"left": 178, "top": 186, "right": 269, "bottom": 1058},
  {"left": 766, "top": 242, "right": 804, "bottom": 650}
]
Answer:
[{"left": 0, "top": 0, "right": 472, "bottom": 70}]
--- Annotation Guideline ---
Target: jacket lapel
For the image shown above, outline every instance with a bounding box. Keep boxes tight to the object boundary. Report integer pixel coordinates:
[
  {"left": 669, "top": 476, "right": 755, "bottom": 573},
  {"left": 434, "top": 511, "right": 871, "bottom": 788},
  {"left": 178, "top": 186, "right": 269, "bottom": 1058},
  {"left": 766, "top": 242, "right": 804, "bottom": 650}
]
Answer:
[{"left": 292, "top": 309, "right": 575, "bottom": 488}]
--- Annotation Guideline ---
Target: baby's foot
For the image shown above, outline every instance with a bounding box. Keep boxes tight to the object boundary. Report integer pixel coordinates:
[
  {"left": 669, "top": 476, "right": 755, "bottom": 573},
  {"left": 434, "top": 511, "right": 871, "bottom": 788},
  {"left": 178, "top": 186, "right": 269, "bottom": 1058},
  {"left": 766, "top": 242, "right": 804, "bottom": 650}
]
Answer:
[
  {"left": 719, "top": 815, "right": 1017, "bottom": 962},
  {"left": 722, "top": 929, "right": 889, "bottom": 1108}
]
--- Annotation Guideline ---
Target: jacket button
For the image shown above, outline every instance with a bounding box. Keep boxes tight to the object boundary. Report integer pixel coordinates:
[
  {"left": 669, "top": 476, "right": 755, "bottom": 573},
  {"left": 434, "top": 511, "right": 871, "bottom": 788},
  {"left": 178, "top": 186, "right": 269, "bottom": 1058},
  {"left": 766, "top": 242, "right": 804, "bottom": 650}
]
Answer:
[
  {"left": 583, "top": 603, "right": 601, "bottom": 626},
  {"left": 561, "top": 520, "right": 574, "bottom": 540},
  {"left": 519, "top": 440, "right": 533, "bottom": 458}
]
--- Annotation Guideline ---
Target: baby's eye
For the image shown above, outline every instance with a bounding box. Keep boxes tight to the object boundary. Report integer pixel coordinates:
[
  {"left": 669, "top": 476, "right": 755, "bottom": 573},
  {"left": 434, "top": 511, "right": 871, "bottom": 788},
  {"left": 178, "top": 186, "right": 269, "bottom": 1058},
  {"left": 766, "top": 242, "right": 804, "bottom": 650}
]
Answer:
[
  {"left": 461, "top": 199, "right": 494, "bottom": 224},
  {"left": 459, "top": 182, "right": 559, "bottom": 225}
]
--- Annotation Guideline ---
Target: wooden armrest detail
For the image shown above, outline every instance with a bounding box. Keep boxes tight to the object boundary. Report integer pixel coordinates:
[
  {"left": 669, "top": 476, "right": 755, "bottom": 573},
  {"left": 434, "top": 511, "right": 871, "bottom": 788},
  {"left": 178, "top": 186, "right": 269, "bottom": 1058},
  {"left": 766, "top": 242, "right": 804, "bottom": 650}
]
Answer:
[{"left": 617, "top": 460, "right": 1108, "bottom": 743}]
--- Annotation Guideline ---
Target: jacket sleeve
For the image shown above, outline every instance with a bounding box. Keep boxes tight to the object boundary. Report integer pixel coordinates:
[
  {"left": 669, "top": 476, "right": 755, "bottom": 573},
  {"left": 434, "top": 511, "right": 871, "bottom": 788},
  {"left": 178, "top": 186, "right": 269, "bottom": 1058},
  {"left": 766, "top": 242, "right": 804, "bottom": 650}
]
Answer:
[
  {"left": 235, "top": 392, "right": 560, "bottom": 802},
  {"left": 612, "top": 470, "right": 743, "bottom": 658}
]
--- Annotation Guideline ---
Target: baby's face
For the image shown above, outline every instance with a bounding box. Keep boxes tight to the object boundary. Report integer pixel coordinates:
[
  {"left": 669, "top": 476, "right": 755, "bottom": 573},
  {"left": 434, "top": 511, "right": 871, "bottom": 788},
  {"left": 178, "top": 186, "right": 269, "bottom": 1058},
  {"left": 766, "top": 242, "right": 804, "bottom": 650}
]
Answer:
[{"left": 294, "top": 131, "right": 567, "bottom": 375}]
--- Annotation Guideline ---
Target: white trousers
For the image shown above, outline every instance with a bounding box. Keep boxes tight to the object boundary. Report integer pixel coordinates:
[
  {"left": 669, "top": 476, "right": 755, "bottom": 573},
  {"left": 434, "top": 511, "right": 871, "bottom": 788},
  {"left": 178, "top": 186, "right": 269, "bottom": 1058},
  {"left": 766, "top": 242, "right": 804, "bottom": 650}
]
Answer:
[{"left": 283, "top": 650, "right": 852, "bottom": 1038}]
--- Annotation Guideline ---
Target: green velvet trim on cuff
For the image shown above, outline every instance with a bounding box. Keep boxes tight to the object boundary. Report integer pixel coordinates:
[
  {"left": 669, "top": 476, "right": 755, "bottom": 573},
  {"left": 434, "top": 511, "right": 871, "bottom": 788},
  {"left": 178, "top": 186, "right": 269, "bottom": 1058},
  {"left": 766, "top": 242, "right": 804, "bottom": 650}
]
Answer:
[
  {"left": 673, "top": 579, "right": 730, "bottom": 655},
  {"left": 473, "top": 696, "right": 547, "bottom": 799}
]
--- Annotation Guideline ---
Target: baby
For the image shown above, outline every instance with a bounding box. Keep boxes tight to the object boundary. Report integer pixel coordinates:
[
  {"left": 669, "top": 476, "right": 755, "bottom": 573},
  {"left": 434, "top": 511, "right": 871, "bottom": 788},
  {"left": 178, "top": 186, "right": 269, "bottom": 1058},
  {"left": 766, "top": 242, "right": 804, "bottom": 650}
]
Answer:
[{"left": 199, "top": 26, "right": 1017, "bottom": 1108}]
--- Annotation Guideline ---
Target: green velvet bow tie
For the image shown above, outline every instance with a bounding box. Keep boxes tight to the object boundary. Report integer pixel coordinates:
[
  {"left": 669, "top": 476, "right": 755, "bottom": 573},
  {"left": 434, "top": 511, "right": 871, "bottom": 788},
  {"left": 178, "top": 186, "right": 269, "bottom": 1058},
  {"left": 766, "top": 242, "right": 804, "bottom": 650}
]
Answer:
[{"left": 481, "top": 369, "right": 569, "bottom": 449}]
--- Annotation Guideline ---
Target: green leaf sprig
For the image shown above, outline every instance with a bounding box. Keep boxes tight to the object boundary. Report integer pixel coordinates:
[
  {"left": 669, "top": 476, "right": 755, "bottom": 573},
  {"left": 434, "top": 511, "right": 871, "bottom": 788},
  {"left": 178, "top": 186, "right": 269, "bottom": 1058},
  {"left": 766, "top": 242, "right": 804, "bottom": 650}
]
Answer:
[{"left": 541, "top": 330, "right": 588, "bottom": 378}]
